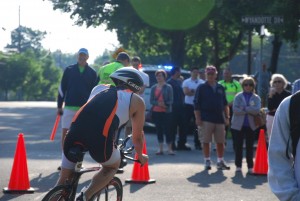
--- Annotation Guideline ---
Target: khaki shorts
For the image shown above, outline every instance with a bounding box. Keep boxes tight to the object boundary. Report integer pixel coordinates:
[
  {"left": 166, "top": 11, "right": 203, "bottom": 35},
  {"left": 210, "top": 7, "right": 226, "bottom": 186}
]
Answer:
[
  {"left": 62, "top": 109, "right": 77, "bottom": 129},
  {"left": 202, "top": 121, "right": 225, "bottom": 143}
]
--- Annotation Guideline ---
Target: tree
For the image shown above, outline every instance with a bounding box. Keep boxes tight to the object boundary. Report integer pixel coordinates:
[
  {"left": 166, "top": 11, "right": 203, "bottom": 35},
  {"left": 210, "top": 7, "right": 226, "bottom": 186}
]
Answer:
[
  {"left": 48, "top": 0, "right": 300, "bottom": 73},
  {"left": 51, "top": 50, "right": 77, "bottom": 69},
  {"left": 0, "top": 52, "right": 31, "bottom": 100},
  {"left": 5, "top": 26, "right": 46, "bottom": 54}
]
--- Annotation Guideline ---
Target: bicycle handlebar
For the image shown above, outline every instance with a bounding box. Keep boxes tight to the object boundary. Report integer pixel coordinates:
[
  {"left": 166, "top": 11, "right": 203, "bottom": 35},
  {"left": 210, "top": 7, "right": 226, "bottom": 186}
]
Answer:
[{"left": 118, "top": 135, "right": 141, "bottom": 164}]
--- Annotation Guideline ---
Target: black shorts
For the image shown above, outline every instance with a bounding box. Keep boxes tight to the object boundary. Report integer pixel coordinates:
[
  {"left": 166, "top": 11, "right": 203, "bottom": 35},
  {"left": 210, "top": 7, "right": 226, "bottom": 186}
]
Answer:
[{"left": 64, "top": 87, "right": 119, "bottom": 163}]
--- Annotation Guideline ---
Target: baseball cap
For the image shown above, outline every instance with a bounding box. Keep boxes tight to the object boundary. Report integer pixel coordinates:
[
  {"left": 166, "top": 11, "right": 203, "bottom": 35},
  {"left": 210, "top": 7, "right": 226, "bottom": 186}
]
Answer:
[
  {"left": 78, "top": 48, "right": 89, "bottom": 56},
  {"left": 205, "top": 66, "right": 217, "bottom": 74}
]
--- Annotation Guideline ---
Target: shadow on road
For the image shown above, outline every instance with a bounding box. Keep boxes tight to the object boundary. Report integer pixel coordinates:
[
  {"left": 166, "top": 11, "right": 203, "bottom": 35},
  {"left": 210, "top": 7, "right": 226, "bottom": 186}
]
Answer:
[
  {"left": 231, "top": 171, "right": 267, "bottom": 189},
  {"left": 187, "top": 170, "right": 227, "bottom": 187}
]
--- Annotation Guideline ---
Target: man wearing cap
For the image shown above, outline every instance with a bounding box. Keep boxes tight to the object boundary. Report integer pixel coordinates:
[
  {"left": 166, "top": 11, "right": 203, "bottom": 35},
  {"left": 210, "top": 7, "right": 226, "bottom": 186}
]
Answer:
[
  {"left": 98, "top": 52, "right": 130, "bottom": 85},
  {"left": 194, "top": 65, "right": 230, "bottom": 170},
  {"left": 57, "top": 48, "right": 98, "bottom": 169}
]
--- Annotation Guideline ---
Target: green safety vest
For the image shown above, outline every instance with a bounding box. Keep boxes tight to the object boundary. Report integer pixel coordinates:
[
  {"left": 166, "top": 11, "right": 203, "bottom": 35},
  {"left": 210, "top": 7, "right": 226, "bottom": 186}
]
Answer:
[
  {"left": 218, "top": 80, "right": 242, "bottom": 104},
  {"left": 98, "top": 62, "right": 124, "bottom": 85}
]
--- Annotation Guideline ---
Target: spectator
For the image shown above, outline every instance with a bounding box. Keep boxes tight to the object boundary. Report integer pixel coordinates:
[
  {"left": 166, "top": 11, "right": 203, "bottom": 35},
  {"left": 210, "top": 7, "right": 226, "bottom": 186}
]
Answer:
[
  {"left": 292, "top": 78, "right": 300, "bottom": 94},
  {"left": 131, "top": 56, "right": 149, "bottom": 98},
  {"left": 194, "top": 65, "right": 230, "bottom": 170},
  {"left": 57, "top": 48, "right": 98, "bottom": 168},
  {"left": 150, "top": 69, "right": 174, "bottom": 155},
  {"left": 268, "top": 93, "right": 300, "bottom": 200},
  {"left": 254, "top": 64, "right": 271, "bottom": 107},
  {"left": 182, "top": 67, "right": 205, "bottom": 150},
  {"left": 125, "top": 56, "right": 150, "bottom": 139},
  {"left": 266, "top": 74, "right": 291, "bottom": 142},
  {"left": 199, "top": 68, "right": 206, "bottom": 80},
  {"left": 231, "top": 77, "right": 261, "bottom": 174},
  {"left": 218, "top": 68, "right": 242, "bottom": 147},
  {"left": 98, "top": 52, "right": 130, "bottom": 85},
  {"left": 167, "top": 67, "right": 191, "bottom": 151}
]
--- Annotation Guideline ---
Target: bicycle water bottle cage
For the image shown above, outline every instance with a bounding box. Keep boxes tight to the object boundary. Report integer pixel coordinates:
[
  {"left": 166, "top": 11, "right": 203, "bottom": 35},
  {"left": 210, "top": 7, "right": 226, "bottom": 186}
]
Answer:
[{"left": 67, "top": 145, "right": 85, "bottom": 163}]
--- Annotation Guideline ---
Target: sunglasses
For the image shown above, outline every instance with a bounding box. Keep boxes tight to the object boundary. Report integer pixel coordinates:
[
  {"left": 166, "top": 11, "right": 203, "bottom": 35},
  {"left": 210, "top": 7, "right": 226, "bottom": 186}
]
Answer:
[
  {"left": 273, "top": 80, "right": 282, "bottom": 84},
  {"left": 243, "top": 83, "right": 254, "bottom": 87}
]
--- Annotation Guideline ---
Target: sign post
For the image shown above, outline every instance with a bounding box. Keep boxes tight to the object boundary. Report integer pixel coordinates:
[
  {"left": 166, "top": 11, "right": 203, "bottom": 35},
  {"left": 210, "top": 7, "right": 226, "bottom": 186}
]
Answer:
[{"left": 241, "top": 15, "right": 284, "bottom": 75}]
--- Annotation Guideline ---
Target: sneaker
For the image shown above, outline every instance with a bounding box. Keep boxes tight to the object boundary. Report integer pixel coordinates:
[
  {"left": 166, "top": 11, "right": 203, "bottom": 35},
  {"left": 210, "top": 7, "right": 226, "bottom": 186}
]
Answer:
[
  {"left": 205, "top": 160, "right": 212, "bottom": 170},
  {"left": 217, "top": 160, "right": 230, "bottom": 170},
  {"left": 236, "top": 167, "right": 242, "bottom": 172},
  {"left": 116, "top": 168, "right": 124, "bottom": 174}
]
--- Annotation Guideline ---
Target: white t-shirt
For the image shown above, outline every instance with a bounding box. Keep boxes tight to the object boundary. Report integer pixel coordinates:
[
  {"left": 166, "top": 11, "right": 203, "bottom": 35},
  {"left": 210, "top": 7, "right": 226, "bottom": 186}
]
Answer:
[
  {"left": 138, "top": 70, "right": 150, "bottom": 98},
  {"left": 182, "top": 78, "right": 204, "bottom": 105}
]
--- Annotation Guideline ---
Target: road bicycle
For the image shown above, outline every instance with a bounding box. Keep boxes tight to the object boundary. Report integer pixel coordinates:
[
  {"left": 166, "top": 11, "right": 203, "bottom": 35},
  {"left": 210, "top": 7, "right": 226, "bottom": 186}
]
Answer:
[{"left": 42, "top": 135, "right": 138, "bottom": 201}]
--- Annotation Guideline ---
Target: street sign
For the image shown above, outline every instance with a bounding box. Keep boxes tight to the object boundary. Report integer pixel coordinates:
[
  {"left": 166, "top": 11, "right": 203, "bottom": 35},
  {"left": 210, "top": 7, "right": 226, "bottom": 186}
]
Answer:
[{"left": 241, "top": 16, "right": 284, "bottom": 25}]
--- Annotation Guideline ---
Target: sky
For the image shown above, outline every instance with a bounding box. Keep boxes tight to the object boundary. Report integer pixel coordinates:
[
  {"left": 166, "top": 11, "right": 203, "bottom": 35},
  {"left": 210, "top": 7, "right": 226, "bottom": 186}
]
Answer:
[{"left": 0, "top": 0, "right": 119, "bottom": 62}]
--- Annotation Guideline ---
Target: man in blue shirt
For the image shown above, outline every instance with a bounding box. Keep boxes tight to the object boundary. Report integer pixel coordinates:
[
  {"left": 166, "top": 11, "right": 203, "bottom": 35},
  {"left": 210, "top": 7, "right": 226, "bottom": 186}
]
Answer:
[
  {"left": 194, "top": 66, "right": 230, "bottom": 170},
  {"left": 57, "top": 48, "right": 98, "bottom": 169},
  {"left": 168, "top": 67, "right": 191, "bottom": 151}
]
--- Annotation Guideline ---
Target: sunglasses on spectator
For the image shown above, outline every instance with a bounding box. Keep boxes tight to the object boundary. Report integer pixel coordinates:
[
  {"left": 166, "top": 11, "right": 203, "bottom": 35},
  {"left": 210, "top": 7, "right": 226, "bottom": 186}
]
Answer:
[
  {"left": 243, "top": 83, "right": 254, "bottom": 87},
  {"left": 273, "top": 80, "right": 282, "bottom": 84}
]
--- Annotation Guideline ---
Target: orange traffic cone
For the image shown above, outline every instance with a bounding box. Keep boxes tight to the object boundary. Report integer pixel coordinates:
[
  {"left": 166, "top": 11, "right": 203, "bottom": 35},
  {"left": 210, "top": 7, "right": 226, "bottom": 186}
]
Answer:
[
  {"left": 125, "top": 138, "right": 155, "bottom": 184},
  {"left": 253, "top": 129, "right": 268, "bottom": 175},
  {"left": 3, "top": 133, "right": 35, "bottom": 193}
]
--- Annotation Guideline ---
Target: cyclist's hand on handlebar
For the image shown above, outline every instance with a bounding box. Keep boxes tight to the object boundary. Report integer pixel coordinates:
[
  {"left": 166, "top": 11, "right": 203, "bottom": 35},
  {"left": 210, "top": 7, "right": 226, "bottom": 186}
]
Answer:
[{"left": 138, "top": 154, "right": 149, "bottom": 167}]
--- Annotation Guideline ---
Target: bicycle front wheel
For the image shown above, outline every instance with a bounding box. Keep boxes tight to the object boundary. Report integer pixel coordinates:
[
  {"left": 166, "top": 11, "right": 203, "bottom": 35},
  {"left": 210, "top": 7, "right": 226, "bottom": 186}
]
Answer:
[
  {"left": 91, "top": 177, "right": 123, "bottom": 201},
  {"left": 42, "top": 185, "right": 73, "bottom": 201}
]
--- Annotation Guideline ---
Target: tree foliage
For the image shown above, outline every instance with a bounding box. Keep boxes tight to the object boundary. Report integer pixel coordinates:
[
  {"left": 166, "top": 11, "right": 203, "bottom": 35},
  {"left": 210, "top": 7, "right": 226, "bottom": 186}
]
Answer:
[
  {"left": 5, "top": 26, "right": 46, "bottom": 54},
  {"left": 0, "top": 51, "right": 62, "bottom": 101},
  {"left": 48, "top": 0, "right": 299, "bottom": 72}
]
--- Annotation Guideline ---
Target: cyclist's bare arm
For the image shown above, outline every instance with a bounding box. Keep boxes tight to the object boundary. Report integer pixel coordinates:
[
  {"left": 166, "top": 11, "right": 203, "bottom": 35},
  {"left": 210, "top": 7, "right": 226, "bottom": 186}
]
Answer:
[{"left": 130, "top": 93, "right": 148, "bottom": 165}]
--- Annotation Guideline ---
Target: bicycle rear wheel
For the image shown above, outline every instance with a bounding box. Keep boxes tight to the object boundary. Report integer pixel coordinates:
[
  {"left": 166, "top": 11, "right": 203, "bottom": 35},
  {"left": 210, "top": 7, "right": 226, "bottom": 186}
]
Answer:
[
  {"left": 91, "top": 177, "right": 123, "bottom": 201},
  {"left": 42, "top": 185, "right": 73, "bottom": 201}
]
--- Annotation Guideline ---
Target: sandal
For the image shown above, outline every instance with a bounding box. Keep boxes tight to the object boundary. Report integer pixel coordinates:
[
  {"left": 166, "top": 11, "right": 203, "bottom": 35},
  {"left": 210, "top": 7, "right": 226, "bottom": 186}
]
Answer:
[
  {"left": 168, "top": 151, "right": 175, "bottom": 155},
  {"left": 156, "top": 151, "right": 164, "bottom": 155}
]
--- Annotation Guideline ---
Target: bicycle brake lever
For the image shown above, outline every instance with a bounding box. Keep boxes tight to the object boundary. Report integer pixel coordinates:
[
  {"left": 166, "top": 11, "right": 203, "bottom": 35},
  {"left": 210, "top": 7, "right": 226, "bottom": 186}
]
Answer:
[{"left": 124, "top": 155, "right": 140, "bottom": 163}]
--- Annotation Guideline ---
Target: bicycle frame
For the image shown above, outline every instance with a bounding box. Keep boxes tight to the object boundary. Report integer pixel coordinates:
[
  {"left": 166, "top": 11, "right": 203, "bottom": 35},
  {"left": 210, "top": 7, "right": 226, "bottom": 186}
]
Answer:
[{"left": 42, "top": 135, "right": 138, "bottom": 201}]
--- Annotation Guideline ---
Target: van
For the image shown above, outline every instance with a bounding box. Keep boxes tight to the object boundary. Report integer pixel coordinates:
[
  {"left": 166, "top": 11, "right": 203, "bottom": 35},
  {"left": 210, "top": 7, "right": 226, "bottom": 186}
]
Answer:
[{"left": 140, "top": 65, "right": 190, "bottom": 124}]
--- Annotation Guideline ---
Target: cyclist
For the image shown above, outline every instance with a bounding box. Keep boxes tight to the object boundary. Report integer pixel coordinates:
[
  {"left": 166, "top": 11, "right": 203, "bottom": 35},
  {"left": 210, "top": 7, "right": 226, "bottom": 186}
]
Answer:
[{"left": 55, "top": 67, "right": 149, "bottom": 201}]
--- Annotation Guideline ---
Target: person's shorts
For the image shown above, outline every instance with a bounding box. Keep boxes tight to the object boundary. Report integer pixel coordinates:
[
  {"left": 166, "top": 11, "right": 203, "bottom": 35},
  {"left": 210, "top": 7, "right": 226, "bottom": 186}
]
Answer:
[
  {"left": 202, "top": 121, "right": 225, "bottom": 143},
  {"left": 61, "top": 146, "right": 121, "bottom": 169},
  {"left": 62, "top": 109, "right": 77, "bottom": 129}
]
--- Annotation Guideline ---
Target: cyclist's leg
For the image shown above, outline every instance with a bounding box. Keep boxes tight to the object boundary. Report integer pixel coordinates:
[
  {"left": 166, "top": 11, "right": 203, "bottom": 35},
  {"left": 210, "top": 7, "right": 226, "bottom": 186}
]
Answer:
[
  {"left": 56, "top": 152, "right": 75, "bottom": 186},
  {"left": 84, "top": 149, "right": 121, "bottom": 200}
]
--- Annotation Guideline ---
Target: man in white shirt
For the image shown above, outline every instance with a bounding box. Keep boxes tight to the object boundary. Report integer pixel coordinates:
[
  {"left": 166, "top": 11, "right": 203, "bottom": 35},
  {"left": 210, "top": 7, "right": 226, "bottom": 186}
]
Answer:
[{"left": 182, "top": 67, "right": 205, "bottom": 150}]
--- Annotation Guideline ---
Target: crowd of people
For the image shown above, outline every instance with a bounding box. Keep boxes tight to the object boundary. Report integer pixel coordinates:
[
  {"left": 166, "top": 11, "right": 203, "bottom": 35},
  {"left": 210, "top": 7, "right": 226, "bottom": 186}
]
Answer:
[{"left": 55, "top": 48, "right": 299, "bottom": 200}]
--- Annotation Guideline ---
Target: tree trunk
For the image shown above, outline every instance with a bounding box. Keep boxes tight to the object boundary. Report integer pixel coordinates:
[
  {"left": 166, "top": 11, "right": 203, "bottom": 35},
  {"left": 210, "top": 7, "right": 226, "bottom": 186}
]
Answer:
[
  {"left": 170, "top": 31, "right": 185, "bottom": 67},
  {"left": 269, "top": 33, "right": 282, "bottom": 74}
]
